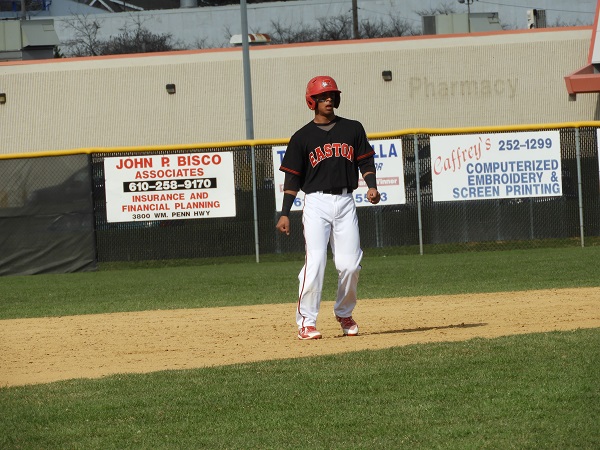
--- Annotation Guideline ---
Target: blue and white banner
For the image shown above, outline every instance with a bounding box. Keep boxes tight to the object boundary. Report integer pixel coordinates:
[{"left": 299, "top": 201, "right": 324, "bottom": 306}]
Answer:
[
  {"left": 430, "top": 131, "right": 562, "bottom": 202},
  {"left": 272, "top": 139, "right": 406, "bottom": 212}
]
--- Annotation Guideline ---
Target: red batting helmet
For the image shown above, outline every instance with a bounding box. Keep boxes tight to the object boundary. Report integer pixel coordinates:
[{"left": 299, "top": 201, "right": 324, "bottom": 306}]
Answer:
[{"left": 305, "top": 76, "right": 341, "bottom": 110}]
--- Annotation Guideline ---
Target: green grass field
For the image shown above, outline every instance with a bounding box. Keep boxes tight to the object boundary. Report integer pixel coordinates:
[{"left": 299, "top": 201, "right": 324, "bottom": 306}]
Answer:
[
  {"left": 1, "top": 246, "right": 599, "bottom": 320},
  {"left": 1, "top": 247, "right": 599, "bottom": 449}
]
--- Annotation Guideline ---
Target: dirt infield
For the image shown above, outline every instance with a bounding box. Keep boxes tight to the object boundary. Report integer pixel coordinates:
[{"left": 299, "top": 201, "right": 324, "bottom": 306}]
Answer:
[{"left": 1, "top": 287, "right": 599, "bottom": 388}]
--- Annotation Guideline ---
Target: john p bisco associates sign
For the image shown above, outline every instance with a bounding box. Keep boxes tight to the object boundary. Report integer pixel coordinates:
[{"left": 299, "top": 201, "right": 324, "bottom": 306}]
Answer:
[{"left": 104, "top": 152, "right": 236, "bottom": 223}]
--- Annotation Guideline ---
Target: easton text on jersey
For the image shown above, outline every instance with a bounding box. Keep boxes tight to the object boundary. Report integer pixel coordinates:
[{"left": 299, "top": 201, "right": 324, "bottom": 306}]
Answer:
[{"left": 309, "top": 143, "right": 354, "bottom": 168}]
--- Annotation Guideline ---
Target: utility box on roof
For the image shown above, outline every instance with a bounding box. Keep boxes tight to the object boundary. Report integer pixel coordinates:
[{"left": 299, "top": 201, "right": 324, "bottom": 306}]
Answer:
[
  {"left": 21, "top": 19, "right": 60, "bottom": 48},
  {"left": 422, "top": 12, "right": 502, "bottom": 35},
  {"left": 0, "top": 20, "right": 22, "bottom": 50},
  {"left": 229, "top": 33, "right": 271, "bottom": 46},
  {"left": 0, "top": 19, "right": 59, "bottom": 61},
  {"left": 527, "top": 9, "right": 547, "bottom": 29}
]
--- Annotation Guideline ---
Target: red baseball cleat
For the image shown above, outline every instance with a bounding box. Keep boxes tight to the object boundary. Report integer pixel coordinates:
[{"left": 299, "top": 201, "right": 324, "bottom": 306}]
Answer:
[
  {"left": 298, "top": 326, "right": 322, "bottom": 340},
  {"left": 336, "top": 316, "right": 359, "bottom": 336}
]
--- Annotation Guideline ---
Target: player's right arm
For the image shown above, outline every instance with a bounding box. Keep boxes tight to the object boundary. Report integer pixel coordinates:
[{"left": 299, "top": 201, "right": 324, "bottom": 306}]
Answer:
[
  {"left": 276, "top": 170, "right": 302, "bottom": 236},
  {"left": 276, "top": 189, "right": 297, "bottom": 235},
  {"left": 277, "top": 136, "right": 304, "bottom": 236}
]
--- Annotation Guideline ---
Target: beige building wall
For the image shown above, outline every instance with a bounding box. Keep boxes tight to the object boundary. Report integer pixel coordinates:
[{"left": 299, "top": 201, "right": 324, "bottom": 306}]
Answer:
[{"left": 0, "top": 27, "right": 597, "bottom": 155}]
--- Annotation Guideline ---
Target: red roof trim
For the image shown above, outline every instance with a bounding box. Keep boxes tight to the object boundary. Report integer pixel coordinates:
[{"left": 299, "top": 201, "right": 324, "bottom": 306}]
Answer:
[{"left": 564, "top": 64, "right": 600, "bottom": 95}]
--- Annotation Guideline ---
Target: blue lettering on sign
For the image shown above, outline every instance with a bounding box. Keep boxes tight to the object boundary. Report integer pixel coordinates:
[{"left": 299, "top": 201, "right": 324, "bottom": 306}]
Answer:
[
  {"left": 277, "top": 149, "right": 286, "bottom": 164},
  {"left": 452, "top": 186, "right": 500, "bottom": 199},
  {"left": 466, "top": 159, "right": 559, "bottom": 174},
  {"left": 371, "top": 143, "right": 398, "bottom": 158}
]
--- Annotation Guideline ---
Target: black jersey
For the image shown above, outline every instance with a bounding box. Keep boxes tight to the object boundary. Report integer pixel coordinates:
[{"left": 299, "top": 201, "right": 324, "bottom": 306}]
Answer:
[{"left": 279, "top": 116, "right": 375, "bottom": 194}]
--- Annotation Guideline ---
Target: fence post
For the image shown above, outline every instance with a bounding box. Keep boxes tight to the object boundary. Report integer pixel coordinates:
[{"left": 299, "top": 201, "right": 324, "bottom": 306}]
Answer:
[
  {"left": 250, "top": 144, "right": 260, "bottom": 262},
  {"left": 575, "top": 127, "right": 585, "bottom": 248},
  {"left": 413, "top": 134, "right": 424, "bottom": 255}
]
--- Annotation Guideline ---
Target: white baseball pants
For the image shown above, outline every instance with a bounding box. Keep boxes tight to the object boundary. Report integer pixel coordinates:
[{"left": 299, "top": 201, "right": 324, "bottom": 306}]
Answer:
[{"left": 296, "top": 191, "right": 363, "bottom": 329}]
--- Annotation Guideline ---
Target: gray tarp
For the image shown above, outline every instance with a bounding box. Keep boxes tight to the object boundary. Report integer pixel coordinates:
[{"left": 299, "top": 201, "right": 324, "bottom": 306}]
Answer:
[{"left": 0, "top": 155, "right": 97, "bottom": 276}]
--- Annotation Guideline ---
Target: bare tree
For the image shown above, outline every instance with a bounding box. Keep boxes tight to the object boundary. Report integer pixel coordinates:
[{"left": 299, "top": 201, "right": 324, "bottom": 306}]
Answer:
[
  {"left": 387, "top": 16, "right": 421, "bottom": 36},
  {"left": 99, "top": 17, "right": 185, "bottom": 55},
  {"left": 316, "top": 15, "right": 354, "bottom": 41},
  {"left": 61, "top": 14, "right": 104, "bottom": 57},
  {"left": 267, "top": 13, "right": 420, "bottom": 44},
  {"left": 360, "top": 17, "right": 387, "bottom": 39},
  {"left": 414, "top": 2, "right": 458, "bottom": 16},
  {"left": 268, "top": 20, "right": 318, "bottom": 44},
  {"left": 361, "top": 16, "right": 421, "bottom": 38},
  {"left": 268, "top": 15, "right": 354, "bottom": 44},
  {"left": 222, "top": 24, "right": 234, "bottom": 43},
  {"left": 191, "top": 37, "right": 212, "bottom": 49},
  {"left": 548, "top": 18, "right": 593, "bottom": 28},
  {"left": 60, "top": 14, "right": 185, "bottom": 57}
]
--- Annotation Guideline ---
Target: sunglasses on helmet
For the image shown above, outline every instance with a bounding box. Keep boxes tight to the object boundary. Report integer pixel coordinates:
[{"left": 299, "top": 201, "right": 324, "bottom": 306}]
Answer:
[{"left": 313, "top": 92, "right": 338, "bottom": 102}]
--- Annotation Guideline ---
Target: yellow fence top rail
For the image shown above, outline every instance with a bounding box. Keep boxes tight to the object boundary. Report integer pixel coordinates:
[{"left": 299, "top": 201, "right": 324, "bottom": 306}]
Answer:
[{"left": 2, "top": 122, "right": 600, "bottom": 160}]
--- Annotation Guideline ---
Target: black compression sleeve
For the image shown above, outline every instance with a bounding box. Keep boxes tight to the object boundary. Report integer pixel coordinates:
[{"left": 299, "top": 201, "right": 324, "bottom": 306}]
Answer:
[
  {"left": 281, "top": 193, "right": 295, "bottom": 217},
  {"left": 364, "top": 172, "right": 377, "bottom": 190},
  {"left": 283, "top": 172, "right": 301, "bottom": 192}
]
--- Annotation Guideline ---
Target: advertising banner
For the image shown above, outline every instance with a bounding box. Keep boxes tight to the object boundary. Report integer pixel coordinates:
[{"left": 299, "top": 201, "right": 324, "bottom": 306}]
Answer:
[
  {"left": 430, "top": 131, "right": 562, "bottom": 202},
  {"left": 272, "top": 139, "right": 406, "bottom": 212},
  {"left": 104, "top": 152, "right": 236, "bottom": 222}
]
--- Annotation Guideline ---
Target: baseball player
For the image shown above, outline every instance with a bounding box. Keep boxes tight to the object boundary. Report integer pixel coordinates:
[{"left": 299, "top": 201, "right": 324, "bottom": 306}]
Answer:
[{"left": 276, "top": 75, "right": 381, "bottom": 340}]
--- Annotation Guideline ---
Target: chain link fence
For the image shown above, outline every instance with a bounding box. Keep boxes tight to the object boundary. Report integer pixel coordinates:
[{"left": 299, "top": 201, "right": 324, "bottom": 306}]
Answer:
[{"left": 1, "top": 125, "right": 598, "bottom": 274}]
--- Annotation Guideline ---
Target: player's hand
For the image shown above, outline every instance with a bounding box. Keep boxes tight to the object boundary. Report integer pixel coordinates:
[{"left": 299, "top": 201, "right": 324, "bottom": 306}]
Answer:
[
  {"left": 276, "top": 216, "right": 291, "bottom": 235},
  {"left": 367, "top": 188, "right": 381, "bottom": 204}
]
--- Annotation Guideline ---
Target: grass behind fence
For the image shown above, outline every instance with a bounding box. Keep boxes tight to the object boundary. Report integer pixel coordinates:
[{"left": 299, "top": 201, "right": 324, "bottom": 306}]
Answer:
[
  {"left": 1, "top": 329, "right": 598, "bottom": 449},
  {"left": 0, "top": 246, "right": 599, "bottom": 320}
]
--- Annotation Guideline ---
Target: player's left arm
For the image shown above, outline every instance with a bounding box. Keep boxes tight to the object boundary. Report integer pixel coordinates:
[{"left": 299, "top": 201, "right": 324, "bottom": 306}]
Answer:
[
  {"left": 356, "top": 151, "right": 380, "bottom": 204},
  {"left": 362, "top": 170, "right": 381, "bottom": 204},
  {"left": 355, "top": 122, "right": 380, "bottom": 204},
  {"left": 359, "top": 159, "right": 380, "bottom": 204}
]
